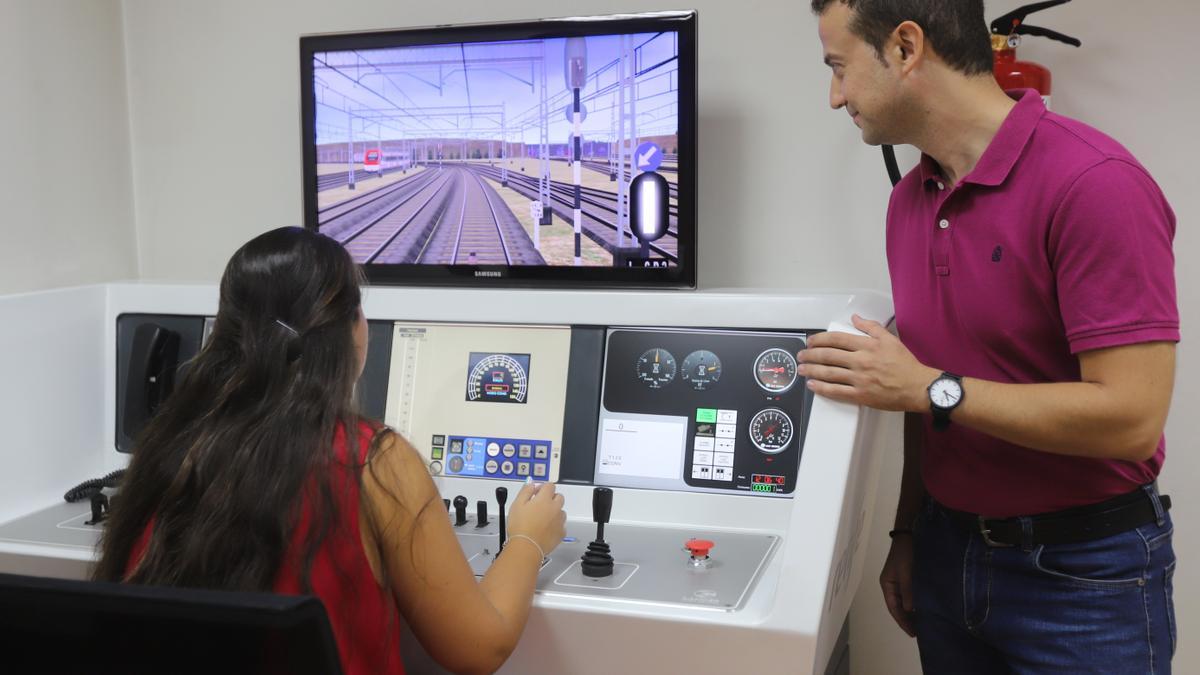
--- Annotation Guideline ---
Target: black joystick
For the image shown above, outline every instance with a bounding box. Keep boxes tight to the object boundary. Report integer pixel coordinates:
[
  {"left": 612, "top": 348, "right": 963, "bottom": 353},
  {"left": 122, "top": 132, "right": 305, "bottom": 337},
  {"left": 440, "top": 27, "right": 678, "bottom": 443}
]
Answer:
[
  {"left": 476, "top": 500, "right": 489, "bottom": 528},
  {"left": 581, "top": 487, "right": 614, "bottom": 578},
  {"left": 496, "top": 486, "right": 508, "bottom": 553},
  {"left": 443, "top": 498, "right": 451, "bottom": 513},
  {"left": 453, "top": 495, "right": 468, "bottom": 527}
]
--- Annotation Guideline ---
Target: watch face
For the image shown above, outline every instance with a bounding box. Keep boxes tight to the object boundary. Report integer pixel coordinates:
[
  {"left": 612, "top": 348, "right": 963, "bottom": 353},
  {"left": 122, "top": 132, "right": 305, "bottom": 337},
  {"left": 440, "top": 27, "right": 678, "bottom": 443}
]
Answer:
[{"left": 930, "top": 378, "right": 963, "bottom": 408}]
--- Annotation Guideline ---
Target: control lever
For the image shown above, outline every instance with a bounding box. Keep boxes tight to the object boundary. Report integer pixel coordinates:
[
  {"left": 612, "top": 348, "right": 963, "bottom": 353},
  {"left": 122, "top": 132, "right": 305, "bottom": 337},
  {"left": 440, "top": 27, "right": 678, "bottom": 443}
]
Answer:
[
  {"left": 443, "top": 498, "right": 450, "bottom": 513},
  {"left": 496, "top": 486, "right": 508, "bottom": 553},
  {"left": 476, "top": 500, "right": 489, "bottom": 528},
  {"left": 581, "top": 487, "right": 615, "bottom": 577},
  {"left": 453, "top": 495, "right": 468, "bottom": 527}
]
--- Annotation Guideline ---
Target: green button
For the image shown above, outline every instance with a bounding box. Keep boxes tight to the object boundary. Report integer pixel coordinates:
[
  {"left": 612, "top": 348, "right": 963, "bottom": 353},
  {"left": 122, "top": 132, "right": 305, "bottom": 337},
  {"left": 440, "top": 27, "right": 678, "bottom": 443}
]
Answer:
[
  {"left": 696, "top": 408, "right": 717, "bottom": 423},
  {"left": 431, "top": 447, "right": 444, "bottom": 460}
]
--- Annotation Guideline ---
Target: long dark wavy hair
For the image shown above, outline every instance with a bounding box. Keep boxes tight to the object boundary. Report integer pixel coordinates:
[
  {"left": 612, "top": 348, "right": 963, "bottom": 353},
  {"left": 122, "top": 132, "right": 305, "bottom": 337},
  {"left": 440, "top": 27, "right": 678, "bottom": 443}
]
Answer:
[{"left": 94, "top": 226, "right": 370, "bottom": 590}]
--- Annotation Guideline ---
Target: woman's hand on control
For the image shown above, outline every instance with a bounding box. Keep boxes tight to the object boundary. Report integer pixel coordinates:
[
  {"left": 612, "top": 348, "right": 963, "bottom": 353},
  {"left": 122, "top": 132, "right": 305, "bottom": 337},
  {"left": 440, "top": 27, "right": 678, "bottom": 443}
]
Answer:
[{"left": 506, "top": 482, "right": 567, "bottom": 556}]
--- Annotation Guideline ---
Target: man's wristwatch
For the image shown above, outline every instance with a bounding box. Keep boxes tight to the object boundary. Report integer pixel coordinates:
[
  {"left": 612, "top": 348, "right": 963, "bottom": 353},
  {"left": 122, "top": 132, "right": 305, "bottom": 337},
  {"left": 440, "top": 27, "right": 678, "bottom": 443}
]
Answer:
[{"left": 928, "top": 371, "right": 964, "bottom": 431}]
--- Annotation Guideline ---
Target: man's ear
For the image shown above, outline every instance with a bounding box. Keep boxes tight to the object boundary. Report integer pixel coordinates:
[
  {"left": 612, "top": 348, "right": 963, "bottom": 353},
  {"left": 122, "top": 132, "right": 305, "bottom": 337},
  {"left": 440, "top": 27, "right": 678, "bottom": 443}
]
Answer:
[{"left": 893, "top": 20, "right": 925, "bottom": 74}]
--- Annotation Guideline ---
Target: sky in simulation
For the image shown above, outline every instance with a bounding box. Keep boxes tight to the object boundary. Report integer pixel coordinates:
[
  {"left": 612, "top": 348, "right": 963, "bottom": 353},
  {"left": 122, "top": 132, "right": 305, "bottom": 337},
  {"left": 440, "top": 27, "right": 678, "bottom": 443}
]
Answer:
[{"left": 314, "top": 32, "right": 679, "bottom": 147}]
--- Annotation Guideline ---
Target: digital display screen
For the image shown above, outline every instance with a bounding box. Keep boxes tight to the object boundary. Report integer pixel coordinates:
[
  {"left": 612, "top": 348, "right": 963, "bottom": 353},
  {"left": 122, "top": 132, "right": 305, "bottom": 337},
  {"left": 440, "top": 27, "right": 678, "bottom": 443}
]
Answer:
[
  {"left": 751, "top": 474, "right": 787, "bottom": 493},
  {"left": 465, "top": 352, "right": 531, "bottom": 404},
  {"left": 300, "top": 13, "right": 696, "bottom": 287}
]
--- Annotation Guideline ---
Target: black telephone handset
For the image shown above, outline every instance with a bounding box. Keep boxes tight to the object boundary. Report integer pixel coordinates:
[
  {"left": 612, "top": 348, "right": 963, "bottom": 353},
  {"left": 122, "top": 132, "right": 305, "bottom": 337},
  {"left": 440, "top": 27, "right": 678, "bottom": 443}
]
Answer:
[
  {"left": 122, "top": 323, "right": 182, "bottom": 438},
  {"left": 70, "top": 318, "right": 191, "bottom": 514}
]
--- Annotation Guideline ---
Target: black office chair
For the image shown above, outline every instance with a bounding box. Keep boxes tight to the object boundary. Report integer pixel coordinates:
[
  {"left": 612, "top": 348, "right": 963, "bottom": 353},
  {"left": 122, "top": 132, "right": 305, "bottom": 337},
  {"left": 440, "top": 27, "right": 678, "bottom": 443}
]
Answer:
[{"left": 0, "top": 572, "right": 344, "bottom": 675}]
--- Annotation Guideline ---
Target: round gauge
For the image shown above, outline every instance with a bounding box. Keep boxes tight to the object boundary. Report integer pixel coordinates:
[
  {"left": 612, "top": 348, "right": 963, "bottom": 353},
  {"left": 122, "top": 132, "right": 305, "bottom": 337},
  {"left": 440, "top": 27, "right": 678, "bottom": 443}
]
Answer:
[
  {"left": 467, "top": 354, "right": 528, "bottom": 403},
  {"left": 636, "top": 348, "right": 677, "bottom": 389},
  {"left": 754, "top": 348, "right": 799, "bottom": 393},
  {"left": 749, "top": 408, "right": 794, "bottom": 454},
  {"left": 680, "top": 350, "right": 722, "bottom": 391}
]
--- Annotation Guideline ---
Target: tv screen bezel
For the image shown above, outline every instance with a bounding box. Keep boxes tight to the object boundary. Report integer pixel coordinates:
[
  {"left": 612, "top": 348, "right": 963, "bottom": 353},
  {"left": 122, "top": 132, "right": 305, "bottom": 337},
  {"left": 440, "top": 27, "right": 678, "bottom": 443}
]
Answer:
[{"left": 299, "top": 11, "right": 697, "bottom": 289}]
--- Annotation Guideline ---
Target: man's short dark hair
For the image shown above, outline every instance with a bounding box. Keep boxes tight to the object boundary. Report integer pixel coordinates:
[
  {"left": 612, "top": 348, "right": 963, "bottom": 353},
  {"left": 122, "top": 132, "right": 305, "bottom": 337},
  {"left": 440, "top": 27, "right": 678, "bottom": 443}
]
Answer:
[{"left": 812, "top": 0, "right": 993, "bottom": 75}]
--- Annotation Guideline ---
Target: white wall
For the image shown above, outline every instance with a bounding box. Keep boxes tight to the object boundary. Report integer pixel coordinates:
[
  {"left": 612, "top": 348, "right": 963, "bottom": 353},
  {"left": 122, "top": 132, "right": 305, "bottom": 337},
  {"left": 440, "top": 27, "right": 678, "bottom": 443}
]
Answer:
[
  {"left": 1, "top": 0, "right": 1194, "bottom": 672},
  {"left": 0, "top": 0, "right": 137, "bottom": 294}
]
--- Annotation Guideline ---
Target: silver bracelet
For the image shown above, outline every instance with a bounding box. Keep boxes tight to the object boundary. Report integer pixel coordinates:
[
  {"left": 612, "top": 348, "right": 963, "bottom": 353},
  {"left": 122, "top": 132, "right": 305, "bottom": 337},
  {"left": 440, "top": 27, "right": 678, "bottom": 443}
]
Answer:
[{"left": 507, "top": 534, "right": 546, "bottom": 561}]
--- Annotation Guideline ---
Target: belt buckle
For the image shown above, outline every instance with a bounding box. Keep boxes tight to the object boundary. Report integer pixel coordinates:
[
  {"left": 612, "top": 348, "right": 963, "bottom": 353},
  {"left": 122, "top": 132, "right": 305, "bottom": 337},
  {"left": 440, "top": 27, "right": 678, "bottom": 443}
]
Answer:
[{"left": 978, "top": 515, "right": 1014, "bottom": 548}]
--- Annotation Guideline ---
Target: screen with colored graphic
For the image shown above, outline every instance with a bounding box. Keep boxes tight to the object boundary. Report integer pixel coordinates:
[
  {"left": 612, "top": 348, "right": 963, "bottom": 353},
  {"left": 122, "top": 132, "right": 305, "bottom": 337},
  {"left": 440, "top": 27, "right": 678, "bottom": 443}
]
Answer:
[
  {"left": 465, "top": 352, "right": 531, "bottom": 404},
  {"left": 300, "top": 12, "right": 696, "bottom": 287}
]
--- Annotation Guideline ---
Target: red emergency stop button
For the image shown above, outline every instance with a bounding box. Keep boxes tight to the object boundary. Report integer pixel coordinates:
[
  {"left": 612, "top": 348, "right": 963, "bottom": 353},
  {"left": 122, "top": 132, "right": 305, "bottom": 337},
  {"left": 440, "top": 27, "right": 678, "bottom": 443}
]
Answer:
[{"left": 685, "top": 538, "right": 715, "bottom": 558}]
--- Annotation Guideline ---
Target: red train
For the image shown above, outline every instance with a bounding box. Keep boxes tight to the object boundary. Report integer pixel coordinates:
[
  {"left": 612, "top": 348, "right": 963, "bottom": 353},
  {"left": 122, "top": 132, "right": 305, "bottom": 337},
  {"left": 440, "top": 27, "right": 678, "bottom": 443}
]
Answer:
[{"left": 363, "top": 149, "right": 409, "bottom": 175}]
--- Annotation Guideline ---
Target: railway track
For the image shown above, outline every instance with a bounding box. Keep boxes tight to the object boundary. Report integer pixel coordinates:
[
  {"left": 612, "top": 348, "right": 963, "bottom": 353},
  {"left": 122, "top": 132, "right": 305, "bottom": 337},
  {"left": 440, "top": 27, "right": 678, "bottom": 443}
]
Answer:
[
  {"left": 338, "top": 170, "right": 457, "bottom": 264},
  {"left": 328, "top": 167, "right": 543, "bottom": 265},
  {"left": 414, "top": 168, "right": 544, "bottom": 265},
  {"left": 317, "top": 168, "right": 436, "bottom": 230}
]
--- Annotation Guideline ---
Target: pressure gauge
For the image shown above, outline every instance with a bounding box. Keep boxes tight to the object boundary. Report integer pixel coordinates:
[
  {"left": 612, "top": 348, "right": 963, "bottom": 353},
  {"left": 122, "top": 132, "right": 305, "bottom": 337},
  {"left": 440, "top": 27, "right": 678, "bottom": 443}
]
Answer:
[
  {"left": 680, "top": 350, "right": 722, "bottom": 391},
  {"left": 748, "top": 408, "right": 793, "bottom": 454},
  {"left": 636, "top": 348, "right": 677, "bottom": 389},
  {"left": 754, "top": 348, "right": 798, "bottom": 393}
]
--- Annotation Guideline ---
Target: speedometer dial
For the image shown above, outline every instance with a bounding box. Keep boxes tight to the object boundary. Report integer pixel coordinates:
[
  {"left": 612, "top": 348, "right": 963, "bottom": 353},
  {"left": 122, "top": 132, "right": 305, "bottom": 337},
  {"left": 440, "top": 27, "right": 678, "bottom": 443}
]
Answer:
[
  {"left": 467, "top": 353, "right": 528, "bottom": 403},
  {"left": 748, "top": 408, "right": 793, "bottom": 454}
]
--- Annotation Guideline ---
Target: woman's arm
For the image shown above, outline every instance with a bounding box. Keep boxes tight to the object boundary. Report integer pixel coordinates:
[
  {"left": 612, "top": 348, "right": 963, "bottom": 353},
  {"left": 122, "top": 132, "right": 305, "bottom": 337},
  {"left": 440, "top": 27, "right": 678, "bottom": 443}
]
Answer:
[{"left": 361, "top": 432, "right": 565, "bottom": 675}]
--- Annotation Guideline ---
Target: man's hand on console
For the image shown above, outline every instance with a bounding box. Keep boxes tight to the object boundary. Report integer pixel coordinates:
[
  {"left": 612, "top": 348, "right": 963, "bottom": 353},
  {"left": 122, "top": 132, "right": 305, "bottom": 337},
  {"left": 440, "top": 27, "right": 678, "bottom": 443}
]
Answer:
[{"left": 797, "top": 314, "right": 937, "bottom": 412}]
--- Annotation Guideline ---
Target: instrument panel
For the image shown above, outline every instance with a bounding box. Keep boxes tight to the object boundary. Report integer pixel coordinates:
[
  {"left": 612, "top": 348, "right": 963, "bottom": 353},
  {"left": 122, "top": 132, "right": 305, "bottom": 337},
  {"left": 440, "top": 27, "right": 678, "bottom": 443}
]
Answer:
[
  {"left": 595, "top": 328, "right": 808, "bottom": 497},
  {"left": 379, "top": 322, "right": 809, "bottom": 498},
  {"left": 384, "top": 322, "right": 572, "bottom": 482}
]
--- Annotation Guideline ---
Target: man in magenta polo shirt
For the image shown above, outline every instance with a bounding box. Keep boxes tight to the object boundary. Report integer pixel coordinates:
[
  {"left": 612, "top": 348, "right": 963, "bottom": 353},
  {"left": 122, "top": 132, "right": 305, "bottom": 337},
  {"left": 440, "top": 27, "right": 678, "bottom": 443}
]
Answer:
[{"left": 806, "top": 1, "right": 1178, "bottom": 673}]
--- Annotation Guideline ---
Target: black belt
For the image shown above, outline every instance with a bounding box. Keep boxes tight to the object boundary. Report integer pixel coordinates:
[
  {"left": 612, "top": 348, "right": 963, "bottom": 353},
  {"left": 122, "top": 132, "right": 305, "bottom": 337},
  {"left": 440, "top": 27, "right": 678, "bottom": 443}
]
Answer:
[{"left": 938, "top": 487, "right": 1171, "bottom": 547}]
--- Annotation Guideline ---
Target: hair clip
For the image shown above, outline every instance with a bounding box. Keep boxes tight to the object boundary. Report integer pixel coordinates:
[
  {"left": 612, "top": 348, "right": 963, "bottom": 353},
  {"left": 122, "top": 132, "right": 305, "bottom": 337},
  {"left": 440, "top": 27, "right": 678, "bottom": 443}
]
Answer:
[
  {"left": 274, "top": 318, "right": 300, "bottom": 337},
  {"left": 274, "top": 319, "right": 303, "bottom": 362}
]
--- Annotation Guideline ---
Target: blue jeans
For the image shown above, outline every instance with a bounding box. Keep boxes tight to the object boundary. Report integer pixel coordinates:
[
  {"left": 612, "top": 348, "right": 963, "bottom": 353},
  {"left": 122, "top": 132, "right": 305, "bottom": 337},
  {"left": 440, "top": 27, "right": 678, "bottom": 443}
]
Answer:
[{"left": 913, "top": 489, "right": 1177, "bottom": 674}]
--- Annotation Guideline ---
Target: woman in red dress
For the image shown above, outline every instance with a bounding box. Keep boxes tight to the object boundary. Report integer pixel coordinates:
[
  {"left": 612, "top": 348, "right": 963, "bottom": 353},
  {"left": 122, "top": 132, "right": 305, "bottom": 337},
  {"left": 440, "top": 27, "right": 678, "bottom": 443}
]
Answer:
[{"left": 94, "top": 226, "right": 566, "bottom": 675}]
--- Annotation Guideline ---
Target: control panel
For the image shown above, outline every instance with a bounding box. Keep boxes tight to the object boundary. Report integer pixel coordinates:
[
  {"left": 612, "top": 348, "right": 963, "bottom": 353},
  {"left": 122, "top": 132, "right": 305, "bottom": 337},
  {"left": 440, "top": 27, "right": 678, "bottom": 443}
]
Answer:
[
  {"left": 383, "top": 322, "right": 572, "bottom": 483},
  {"left": 595, "top": 328, "right": 808, "bottom": 496},
  {"left": 371, "top": 322, "right": 808, "bottom": 610},
  {"left": 443, "top": 485, "right": 777, "bottom": 610},
  {"left": 377, "top": 321, "right": 809, "bottom": 499}
]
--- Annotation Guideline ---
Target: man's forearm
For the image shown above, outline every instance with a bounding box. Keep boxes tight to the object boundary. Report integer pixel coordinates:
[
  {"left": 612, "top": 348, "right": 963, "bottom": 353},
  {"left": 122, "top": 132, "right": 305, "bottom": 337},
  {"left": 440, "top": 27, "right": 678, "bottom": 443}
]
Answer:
[
  {"left": 913, "top": 343, "right": 1174, "bottom": 463},
  {"left": 950, "top": 377, "right": 1169, "bottom": 462},
  {"left": 799, "top": 319, "right": 1174, "bottom": 464}
]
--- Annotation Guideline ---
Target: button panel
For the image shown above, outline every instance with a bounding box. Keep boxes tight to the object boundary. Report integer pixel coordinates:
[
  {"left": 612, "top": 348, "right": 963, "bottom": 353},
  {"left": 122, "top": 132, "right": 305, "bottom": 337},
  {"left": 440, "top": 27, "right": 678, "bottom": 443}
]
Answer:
[
  {"left": 689, "top": 408, "right": 741, "bottom": 484},
  {"left": 438, "top": 434, "right": 555, "bottom": 481}
]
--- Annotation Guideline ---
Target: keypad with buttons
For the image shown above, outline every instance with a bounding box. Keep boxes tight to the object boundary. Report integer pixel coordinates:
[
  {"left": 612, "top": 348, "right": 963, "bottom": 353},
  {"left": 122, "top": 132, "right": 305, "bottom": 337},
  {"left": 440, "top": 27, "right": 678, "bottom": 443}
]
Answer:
[{"left": 436, "top": 435, "right": 555, "bottom": 481}]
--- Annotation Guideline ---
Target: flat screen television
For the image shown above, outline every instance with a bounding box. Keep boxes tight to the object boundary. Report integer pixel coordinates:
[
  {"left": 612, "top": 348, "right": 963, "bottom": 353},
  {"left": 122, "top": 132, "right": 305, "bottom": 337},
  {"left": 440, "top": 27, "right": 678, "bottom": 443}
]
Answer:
[{"left": 300, "top": 11, "right": 697, "bottom": 288}]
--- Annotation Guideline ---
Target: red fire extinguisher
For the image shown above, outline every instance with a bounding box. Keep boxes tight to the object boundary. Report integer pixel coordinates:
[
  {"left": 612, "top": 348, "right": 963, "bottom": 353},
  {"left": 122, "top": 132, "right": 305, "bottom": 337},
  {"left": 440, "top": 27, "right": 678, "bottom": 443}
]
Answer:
[{"left": 989, "top": 0, "right": 1081, "bottom": 109}]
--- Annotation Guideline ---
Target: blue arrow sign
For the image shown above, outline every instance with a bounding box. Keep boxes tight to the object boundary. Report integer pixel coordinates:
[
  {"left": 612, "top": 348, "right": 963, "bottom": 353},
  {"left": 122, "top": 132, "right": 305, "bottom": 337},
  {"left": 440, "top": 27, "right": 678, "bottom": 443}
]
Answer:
[{"left": 634, "top": 141, "right": 663, "bottom": 172}]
